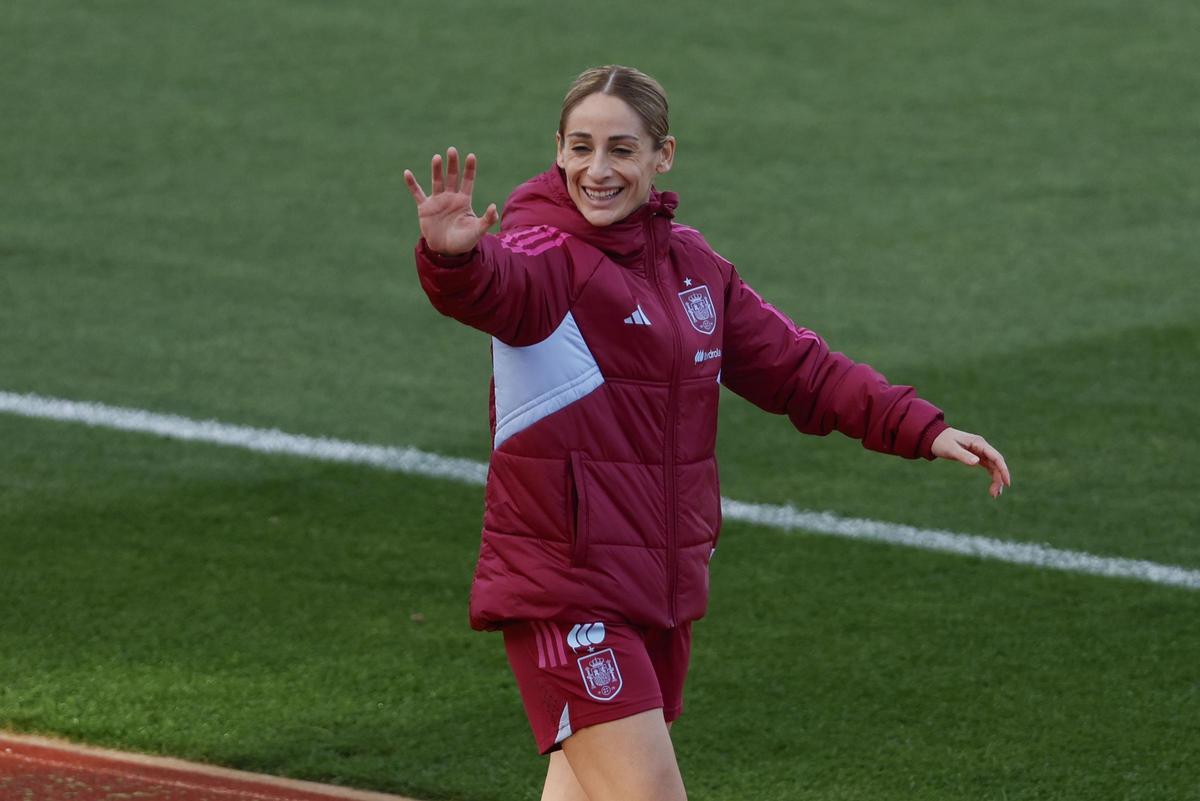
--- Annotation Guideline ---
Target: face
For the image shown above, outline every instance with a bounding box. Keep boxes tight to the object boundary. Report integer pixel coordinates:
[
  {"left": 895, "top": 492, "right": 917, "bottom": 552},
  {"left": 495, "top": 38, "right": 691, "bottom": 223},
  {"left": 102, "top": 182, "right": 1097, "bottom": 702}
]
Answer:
[{"left": 556, "top": 92, "right": 675, "bottom": 227}]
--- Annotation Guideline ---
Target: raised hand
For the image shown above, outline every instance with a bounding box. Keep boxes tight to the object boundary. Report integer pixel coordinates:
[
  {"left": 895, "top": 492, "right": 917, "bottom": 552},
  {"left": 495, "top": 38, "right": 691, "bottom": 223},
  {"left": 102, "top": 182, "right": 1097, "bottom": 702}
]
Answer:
[
  {"left": 931, "top": 427, "right": 1013, "bottom": 499},
  {"left": 404, "top": 147, "right": 499, "bottom": 256}
]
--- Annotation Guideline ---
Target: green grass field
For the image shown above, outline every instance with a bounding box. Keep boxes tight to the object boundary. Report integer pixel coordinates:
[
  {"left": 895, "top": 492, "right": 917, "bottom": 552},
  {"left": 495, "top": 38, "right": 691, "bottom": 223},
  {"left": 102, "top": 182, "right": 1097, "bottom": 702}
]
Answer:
[{"left": 2, "top": 1, "right": 1198, "bottom": 799}]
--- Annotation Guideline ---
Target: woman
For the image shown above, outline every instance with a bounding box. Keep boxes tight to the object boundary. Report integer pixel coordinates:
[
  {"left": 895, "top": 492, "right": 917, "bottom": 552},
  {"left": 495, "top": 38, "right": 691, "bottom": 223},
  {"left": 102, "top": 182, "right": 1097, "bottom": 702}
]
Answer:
[{"left": 404, "top": 65, "right": 1010, "bottom": 801}]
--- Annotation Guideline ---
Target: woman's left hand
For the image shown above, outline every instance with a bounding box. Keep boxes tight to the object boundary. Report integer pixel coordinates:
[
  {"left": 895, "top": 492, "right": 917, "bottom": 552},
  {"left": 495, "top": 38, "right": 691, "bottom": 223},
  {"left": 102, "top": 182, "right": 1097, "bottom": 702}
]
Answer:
[{"left": 931, "top": 427, "right": 1012, "bottom": 499}]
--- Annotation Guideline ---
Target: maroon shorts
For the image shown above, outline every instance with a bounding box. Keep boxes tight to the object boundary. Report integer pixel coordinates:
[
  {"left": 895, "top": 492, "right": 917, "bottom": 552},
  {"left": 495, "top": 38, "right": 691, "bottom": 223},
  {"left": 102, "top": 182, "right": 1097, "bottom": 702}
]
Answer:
[{"left": 502, "top": 620, "right": 693, "bottom": 755}]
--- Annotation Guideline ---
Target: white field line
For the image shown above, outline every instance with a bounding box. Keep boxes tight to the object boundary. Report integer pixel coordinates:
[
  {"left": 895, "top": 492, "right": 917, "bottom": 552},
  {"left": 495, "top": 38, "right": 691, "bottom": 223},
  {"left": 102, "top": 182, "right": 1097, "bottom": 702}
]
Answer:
[
  {"left": 0, "top": 390, "right": 487, "bottom": 485},
  {"left": 3, "top": 389, "right": 1198, "bottom": 592}
]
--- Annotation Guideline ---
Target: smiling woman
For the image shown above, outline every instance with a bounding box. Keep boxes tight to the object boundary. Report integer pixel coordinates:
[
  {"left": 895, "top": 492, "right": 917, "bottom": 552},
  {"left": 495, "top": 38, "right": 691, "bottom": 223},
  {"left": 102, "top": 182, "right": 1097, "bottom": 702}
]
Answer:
[
  {"left": 555, "top": 68, "right": 675, "bottom": 227},
  {"left": 401, "top": 64, "right": 1011, "bottom": 801}
]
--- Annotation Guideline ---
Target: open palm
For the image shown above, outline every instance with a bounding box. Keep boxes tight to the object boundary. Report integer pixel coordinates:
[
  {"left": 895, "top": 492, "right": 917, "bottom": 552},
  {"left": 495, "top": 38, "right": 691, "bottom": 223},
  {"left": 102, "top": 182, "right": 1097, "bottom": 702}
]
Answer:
[{"left": 404, "top": 147, "right": 498, "bottom": 256}]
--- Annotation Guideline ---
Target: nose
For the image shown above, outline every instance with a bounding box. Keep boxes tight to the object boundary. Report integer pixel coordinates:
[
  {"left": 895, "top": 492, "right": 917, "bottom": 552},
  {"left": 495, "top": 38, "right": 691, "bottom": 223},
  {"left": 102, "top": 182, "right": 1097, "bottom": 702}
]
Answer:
[{"left": 586, "top": 152, "right": 612, "bottom": 181}]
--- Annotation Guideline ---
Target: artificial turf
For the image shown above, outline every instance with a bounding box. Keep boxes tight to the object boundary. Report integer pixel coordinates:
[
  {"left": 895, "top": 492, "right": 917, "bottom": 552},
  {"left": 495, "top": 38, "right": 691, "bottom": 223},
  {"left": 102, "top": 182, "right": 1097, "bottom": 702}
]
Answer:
[{"left": 2, "top": 417, "right": 1197, "bottom": 801}]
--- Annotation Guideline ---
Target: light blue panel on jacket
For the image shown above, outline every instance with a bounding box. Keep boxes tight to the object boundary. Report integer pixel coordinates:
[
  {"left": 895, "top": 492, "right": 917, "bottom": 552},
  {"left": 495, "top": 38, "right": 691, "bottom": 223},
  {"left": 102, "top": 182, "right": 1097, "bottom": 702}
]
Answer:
[{"left": 492, "top": 312, "right": 605, "bottom": 449}]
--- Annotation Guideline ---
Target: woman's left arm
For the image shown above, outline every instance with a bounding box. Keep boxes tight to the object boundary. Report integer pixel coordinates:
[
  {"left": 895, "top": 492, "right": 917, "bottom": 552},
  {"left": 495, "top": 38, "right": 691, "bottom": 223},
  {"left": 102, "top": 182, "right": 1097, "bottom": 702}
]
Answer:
[{"left": 719, "top": 263, "right": 1011, "bottom": 498}]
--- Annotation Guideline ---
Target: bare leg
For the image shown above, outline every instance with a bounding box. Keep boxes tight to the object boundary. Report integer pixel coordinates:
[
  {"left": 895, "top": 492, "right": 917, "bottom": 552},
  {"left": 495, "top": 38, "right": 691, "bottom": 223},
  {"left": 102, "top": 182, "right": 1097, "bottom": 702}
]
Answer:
[
  {"left": 542, "top": 720, "right": 674, "bottom": 801},
  {"left": 541, "top": 750, "right": 590, "bottom": 801},
  {"left": 555, "top": 710, "right": 684, "bottom": 801}
]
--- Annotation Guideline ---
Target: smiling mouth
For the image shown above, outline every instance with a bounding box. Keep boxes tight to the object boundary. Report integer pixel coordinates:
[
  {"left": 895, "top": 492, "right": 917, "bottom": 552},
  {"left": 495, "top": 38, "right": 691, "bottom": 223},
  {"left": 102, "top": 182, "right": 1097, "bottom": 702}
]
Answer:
[{"left": 582, "top": 186, "right": 623, "bottom": 202}]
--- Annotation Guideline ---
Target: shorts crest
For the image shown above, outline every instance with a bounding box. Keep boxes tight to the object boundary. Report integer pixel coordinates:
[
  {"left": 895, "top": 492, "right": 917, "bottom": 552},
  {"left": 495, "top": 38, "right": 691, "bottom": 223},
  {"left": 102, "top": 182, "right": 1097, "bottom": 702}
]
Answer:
[{"left": 577, "top": 648, "right": 623, "bottom": 701}]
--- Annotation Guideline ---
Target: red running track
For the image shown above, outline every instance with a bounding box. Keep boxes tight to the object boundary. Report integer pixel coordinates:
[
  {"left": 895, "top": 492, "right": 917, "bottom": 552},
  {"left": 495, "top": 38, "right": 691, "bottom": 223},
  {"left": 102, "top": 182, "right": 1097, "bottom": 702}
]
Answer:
[{"left": 0, "top": 733, "right": 423, "bottom": 801}]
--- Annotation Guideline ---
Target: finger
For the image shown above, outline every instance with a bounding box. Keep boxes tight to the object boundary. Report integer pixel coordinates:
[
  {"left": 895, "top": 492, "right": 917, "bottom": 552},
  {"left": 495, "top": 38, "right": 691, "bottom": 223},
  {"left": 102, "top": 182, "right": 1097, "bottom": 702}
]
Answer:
[
  {"left": 461, "top": 152, "right": 477, "bottom": 198},
  {"left": 430, "top": 153, "right": 444, "bottom": 195},
  {"left": 403, "top": 169, "right": 428, "bottom": 205},
  {"left": 476, "top": 203, "right": 498, "bottom": 233},
  {"left": 968, "top": 439, "right": 1012, "bottom": 487},
  {"left": 989, "top": 452, "right": 1012, "bottom": 487},
  {"left": 967, "top": 453, "right": 1005, "bottom": 499},
  {"left": 978, "top": 457, "right": 1006, "bottom": 499},
  {"left": 993, "top": 450, "right": 1012, "bottom": 487},
  {"left": 446, "top": 147, "right": 460, "bottom": 193}
]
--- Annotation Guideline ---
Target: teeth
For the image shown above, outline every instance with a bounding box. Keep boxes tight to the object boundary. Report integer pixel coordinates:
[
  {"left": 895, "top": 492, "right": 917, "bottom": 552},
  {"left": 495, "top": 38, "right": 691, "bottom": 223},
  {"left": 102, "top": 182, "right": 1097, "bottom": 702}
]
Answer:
[{"left": 584, "top": 187, "right": 621, "bottom": 201}]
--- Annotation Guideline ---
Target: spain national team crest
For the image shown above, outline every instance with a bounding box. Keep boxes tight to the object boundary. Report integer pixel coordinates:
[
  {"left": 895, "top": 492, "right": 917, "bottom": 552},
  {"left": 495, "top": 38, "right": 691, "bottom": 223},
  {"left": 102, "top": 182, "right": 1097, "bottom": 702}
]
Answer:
[
  {"left": 678, "top": 285, "right": 717, "bottom": 334},
  {"left": 577, "top": 648, "right": 623, "bottom": 701}
]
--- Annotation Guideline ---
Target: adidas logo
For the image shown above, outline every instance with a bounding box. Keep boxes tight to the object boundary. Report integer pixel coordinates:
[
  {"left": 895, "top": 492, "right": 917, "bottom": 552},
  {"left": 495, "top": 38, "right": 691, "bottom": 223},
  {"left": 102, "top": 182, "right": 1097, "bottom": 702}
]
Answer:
[{"left": 623, "top": 305, "right": 652, "bottom": 326}]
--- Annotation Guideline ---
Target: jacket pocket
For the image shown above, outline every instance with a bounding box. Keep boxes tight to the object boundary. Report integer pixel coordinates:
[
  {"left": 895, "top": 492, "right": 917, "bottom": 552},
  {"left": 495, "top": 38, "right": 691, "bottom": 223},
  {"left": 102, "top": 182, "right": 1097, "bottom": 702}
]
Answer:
[
  {"left": 565, "top": 451, "right": 590, "bottom": 567},
  {"left": 709, "top": 461, "right": 723, "bottom": 561}
]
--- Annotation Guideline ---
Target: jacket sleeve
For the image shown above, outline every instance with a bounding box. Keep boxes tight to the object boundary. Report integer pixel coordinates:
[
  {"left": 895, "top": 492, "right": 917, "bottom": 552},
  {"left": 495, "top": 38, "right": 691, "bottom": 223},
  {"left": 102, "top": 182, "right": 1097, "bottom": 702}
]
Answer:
[
  {"left": 720, "top": 265, "right": 948, "bottom": 460},
  {"left": 413, "top": 233, "right": 581, "bottom": 347}
]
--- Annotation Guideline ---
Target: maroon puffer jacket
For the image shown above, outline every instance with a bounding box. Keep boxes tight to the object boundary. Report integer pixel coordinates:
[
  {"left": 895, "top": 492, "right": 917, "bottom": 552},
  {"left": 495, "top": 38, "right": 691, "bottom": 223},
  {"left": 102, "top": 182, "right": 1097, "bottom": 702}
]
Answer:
[{"left": 415, "top": 166, "right": 948, "bottom": 631}]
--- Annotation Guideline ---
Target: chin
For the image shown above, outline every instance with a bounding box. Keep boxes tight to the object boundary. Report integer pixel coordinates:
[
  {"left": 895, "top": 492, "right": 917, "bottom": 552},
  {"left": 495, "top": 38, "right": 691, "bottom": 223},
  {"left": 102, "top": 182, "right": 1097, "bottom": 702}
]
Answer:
[
  {"left": 576, "top": 198, "right": 634, "bottom": 227},
  {"left": 581, "top": 208, "right": 620, "bottom": 227}
]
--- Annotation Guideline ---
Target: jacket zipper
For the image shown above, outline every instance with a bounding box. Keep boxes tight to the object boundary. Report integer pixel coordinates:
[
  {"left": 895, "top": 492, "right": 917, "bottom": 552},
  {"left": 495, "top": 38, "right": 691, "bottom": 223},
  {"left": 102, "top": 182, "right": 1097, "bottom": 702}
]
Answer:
[{"left": 646, "top": 215, "right": 680, "bottom": 627}]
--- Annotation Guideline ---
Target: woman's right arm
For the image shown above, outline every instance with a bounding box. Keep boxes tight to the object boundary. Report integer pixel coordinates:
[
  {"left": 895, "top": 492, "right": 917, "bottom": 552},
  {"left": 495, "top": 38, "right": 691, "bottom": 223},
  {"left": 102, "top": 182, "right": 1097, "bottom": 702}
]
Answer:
[{"left": 404, "top": 148, "right": 575, "bottom": 346}]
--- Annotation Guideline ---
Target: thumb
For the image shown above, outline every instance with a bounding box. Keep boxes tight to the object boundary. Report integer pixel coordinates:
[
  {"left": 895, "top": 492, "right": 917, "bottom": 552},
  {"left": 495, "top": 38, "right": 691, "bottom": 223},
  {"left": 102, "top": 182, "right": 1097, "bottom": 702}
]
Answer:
[
  {"left": 949, "top": 442, "right": 980, "bottom": 466},
  {"left": 477, "top": 203, "right": 499, "bottom": 232}
]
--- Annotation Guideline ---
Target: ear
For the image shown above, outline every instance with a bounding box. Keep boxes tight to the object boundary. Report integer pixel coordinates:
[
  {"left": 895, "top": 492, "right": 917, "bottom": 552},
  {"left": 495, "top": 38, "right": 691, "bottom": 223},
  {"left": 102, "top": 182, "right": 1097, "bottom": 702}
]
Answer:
[
  {"left": 655, "top": 136, "right": 676, "bottom": 174},
  {"left": 555, "top": 131, "right": 565, "bottom": 169}
]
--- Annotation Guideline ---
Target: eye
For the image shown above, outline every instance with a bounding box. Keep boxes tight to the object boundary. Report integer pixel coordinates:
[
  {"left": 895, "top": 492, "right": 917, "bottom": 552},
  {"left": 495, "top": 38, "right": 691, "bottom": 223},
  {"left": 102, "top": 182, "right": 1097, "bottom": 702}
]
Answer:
[
  {"left": 613, "top": 147, "right": 634, "bottom": 156},
  {"left": 571, "top": 145, "right": 591, "bottom": 154}
]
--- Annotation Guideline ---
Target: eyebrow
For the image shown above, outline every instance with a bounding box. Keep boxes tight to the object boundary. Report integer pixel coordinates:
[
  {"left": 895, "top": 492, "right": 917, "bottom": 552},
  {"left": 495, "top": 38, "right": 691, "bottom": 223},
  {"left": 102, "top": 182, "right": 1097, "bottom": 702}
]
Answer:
[{"left": 566, "top": 132, "right": 640, "bottom": 142}]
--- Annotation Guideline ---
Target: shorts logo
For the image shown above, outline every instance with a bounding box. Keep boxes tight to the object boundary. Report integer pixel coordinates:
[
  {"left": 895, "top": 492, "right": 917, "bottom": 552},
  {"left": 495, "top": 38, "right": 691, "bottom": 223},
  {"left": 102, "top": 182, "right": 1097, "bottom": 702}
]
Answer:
[
  {"left": 678, "top": 285, "right": 717, "bottom": 335},
  {"left": 578, "top": 648, "right": 623, "bottom": 701},
  {"left": 567, "top": 622, "right": 606, "bottom": 651}
]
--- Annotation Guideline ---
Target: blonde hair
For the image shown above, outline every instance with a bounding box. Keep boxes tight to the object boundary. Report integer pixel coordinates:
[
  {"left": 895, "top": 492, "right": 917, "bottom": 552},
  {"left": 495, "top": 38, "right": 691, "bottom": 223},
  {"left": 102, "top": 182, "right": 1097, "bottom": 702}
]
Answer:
[{"left": 558, "top": 65, "right": 670, "bottom": 149}]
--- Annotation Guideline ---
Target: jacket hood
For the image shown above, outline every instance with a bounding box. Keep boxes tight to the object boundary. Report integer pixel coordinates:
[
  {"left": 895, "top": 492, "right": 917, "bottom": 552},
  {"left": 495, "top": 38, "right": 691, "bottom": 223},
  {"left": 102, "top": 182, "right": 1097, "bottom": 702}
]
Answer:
[{"left": 500, "top": 165, "right": 678, "bottom": 266}]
